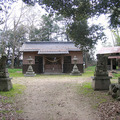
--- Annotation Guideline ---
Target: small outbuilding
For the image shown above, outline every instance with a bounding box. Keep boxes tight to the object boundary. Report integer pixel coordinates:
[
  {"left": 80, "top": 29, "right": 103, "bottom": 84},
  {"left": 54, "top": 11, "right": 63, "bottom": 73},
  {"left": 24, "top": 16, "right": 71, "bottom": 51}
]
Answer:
[
  {"left": 20, "top": 41, "right": 84, "bottom": 74},
  {"left": 97, "top": 46, "right": 120, "bottom": 70}
]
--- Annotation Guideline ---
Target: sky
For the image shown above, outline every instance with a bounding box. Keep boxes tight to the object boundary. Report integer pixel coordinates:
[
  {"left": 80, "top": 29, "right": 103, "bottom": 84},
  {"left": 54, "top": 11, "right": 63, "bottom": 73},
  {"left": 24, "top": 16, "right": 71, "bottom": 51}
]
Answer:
[{"left": 88, "top": 14, "right": 115, "bottom": 52}]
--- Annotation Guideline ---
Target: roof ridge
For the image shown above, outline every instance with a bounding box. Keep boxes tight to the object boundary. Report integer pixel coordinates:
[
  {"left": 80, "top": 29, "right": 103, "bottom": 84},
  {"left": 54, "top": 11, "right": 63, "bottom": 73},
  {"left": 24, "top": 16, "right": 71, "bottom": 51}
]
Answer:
[{"left": 25, "top": 41, "right": 74, "bottom": 44}]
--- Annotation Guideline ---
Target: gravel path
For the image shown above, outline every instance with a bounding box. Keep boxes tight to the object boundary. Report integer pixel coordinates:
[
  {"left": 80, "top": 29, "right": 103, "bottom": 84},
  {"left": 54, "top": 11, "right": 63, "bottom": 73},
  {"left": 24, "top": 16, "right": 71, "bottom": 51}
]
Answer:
[{"left": 12, "top": 76, "right": 98, "bottom": 120}]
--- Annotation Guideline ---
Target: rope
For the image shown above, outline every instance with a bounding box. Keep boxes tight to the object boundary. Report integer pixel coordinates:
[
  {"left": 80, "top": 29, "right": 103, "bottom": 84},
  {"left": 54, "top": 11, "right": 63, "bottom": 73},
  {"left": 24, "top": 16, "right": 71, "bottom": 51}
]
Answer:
[{"left": 45, "top": 57, "right": 61, "bottom": 63}]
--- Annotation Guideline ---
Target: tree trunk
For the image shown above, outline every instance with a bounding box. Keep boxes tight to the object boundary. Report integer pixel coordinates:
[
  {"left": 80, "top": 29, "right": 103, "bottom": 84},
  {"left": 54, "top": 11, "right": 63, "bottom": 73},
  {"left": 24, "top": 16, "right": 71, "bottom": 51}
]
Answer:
[
  {"left": 11, "top": 47, "right": 15, "bottom": 69},
  {"left": 84, "top": 52, "right": 88, "bottom": 68},
  {"left": 16, "top": 51, "right": 21, "bottom": 68},
  {"left": 66, "top": 34, "right": 70, "bottom": 41}
]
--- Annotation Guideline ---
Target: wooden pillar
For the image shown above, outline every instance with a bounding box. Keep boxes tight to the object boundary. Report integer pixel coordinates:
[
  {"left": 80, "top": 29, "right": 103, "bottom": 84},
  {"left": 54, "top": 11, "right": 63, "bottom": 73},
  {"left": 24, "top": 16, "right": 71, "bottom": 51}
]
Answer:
[
  {"left": 62, "top": 56, "right": 64, "bottom": 73},
  {"left": 118, "top": 59, "right": 120, "bottom": 69},
  {"left": 111, "top": 59, "right": 112, "bottom": 70},
  {"left": 43, "top": 56, "right": 45, "bottom": 73}
]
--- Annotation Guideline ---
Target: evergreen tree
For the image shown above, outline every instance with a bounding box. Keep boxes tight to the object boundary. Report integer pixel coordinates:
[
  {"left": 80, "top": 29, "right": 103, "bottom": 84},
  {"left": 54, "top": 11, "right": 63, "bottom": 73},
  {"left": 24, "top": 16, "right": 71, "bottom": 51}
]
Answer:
[{"left": 22, "top": 0, "right": 109, "bottom": 49}]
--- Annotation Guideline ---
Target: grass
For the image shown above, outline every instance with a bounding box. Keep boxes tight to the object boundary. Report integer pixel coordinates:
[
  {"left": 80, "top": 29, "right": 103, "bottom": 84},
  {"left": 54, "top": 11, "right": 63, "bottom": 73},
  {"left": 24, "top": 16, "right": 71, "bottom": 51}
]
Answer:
[
  {"left": 1, "top": 99, "right": 13, "bottom": 104},
  {"left": 83, "top": 66, "right": 120, "bottom": 79},
  {"left": 8, "top": 69, "right": 22, "bottom": 73},
  {"left": 16, "top": 110, "right": 23, "bottom": 114},
  {"left": 76, "top": 82, "right": 94, "bottom": 95},
  {"left": 112, "top": 72, "right": 120, "bottom": 79},
  {"left": 7, "top": 66, "right": 96, "bottom": 78},
  {"left": 9, "top": 73, "right": 24, "bottom": 77},
  {"left": 0, "top": 84, "right": 26, "bottom": 98},
  {"left": 0, "top": 84, "right": 26, "bottom": 118},
  {"left": 85, "top": 66, "right": 96, "bottom": 71},
  {"left": 8, "top": 65, "right": 120, "bottom": 79},
  {"left": 0, "top": 110, "right": 12, "bottom": 113},
  {"left": 82, "top": 66, "right": 95, "bottom": 77},
  {"left": 8, "top": 68, "right": 24, "bottom": 77},
  {"left": 76, "top": 82, "right": 113, "bottom": 109}
]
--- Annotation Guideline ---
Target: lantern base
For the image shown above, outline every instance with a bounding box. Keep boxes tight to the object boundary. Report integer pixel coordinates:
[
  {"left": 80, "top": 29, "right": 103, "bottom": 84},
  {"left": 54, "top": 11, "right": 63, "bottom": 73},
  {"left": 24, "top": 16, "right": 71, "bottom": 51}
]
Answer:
[
  {"left": 24, "top": 71, "right": 36, "bottom": 77},
  {"left": 70, "top": 64, "right": 81, "bottom": 76}
]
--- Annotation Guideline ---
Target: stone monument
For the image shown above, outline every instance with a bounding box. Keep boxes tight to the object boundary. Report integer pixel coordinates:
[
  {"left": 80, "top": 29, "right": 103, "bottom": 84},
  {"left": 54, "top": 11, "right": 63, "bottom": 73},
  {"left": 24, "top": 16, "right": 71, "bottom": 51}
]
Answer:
[
  {"left": 24, "top": 56, "right": 36, "bottom": 77},
  {"left": 0, "top": 55, "right": 12, "bottom": 91},
  {"left": 108, "top": 77, "right": 120, "bottom": 101},
  {"left": 92, "top": 54, "right": 111, "bottom": 90},
  {"left": 70, "top": 56, "right": 81, "bottom": 75}
]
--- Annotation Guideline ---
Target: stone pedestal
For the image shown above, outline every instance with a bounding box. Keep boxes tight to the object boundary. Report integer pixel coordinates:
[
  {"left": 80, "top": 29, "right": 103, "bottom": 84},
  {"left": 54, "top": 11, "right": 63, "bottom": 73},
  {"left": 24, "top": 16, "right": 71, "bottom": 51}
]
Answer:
[
  {"left": 70, "top": 56, "right": 81, "bottom": 75},
  {"left": 92, "top": 76, "right": 111, "bottom": 90},
  {"left": 0, "top": 77, "right": 12, "bottom": 91},
  {"left": 0, "top": 55, "right": 12, "bottom": 91},
  {"left": 92, "top": 54, "right": 111, "bottom": 90}
]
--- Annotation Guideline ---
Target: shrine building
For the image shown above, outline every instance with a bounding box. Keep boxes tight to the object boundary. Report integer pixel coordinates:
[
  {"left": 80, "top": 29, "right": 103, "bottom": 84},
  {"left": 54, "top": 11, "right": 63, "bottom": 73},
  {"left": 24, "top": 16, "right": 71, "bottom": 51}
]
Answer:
[
  {"left": 20, "top": 41, "right": 84, "bottom": 74},
  {"left": 97, "top": 46, "right": 120, "bottom": 70}
]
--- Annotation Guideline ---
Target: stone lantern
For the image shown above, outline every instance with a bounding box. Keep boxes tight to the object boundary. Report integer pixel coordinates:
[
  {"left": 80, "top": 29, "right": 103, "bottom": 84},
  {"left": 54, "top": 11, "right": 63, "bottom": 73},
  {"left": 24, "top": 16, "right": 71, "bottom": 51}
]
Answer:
[
  {"left": 24, "top": 56, "right": 36, "bottom": 77},
  {"left": 70, "top": 56, "right": 81, "bottom": 75},
  {"left": 0, "top": 55, "right": 12, "bottom": 91},
  {"left": 92, "top": 54, "right": 111, "bottom": 90}
]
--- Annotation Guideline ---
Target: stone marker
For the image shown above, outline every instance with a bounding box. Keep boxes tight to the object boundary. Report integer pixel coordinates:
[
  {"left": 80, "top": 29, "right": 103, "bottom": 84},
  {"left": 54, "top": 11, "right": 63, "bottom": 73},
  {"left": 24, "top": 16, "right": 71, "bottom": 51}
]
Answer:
[
  {"left": 0, "top": 55, "right": 12, "bottom": 91},
  {"left": 92, "top": 54, "right": 111, "bottom": 90},
  {"left": 24, "top": 56, "right": 36, "bottom": 77},
  {"left": 70, "top": 56, "right": 81, "bottom": 75}
]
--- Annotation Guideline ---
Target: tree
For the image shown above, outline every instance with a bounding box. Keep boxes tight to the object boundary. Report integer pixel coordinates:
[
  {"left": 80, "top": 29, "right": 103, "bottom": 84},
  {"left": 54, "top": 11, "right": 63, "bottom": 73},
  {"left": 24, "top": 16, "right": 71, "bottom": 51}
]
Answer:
[
  {"left": 23, "top": 5, "right": 44, "bottom": 41},
  {"left": 8, "top": 2, "right": 30, "bottom": 68},
  {"left": 83, "top": 48, "right": 96, "bottom": 68},
  {"left": 67, "top": 20, "right": 105, "bottom": 50},
  {"left": 39, "top": 14, "right": 60, "bottom": 41},
  {"left": 23, "top": 0, "right": 107, "bottom": 50},
  {"left": 0, "top": 1, "right": 14, "bottom": 56},
  {"left": 7, "top": 25, "right": 27, "bottom": 67},
  {"left": 40, "top": 0, "right": 120, "bottom": 27},
  {"left": 22, "top": 0, "right": 119, "bottom": 27},
  {"left": 28, "top": 27, "right": 41, "bottom": 41},
  {"left": 0, "top": 24, "right": 27, "bottom": 67},
  {"left": 93, "top": 0, "right": 120, "bottom": 28},
  {"left": 10, "top": 18, "right": 27, "bottom": 68},
  {"left": 0, "top": 2, "right": 28, "bottom": 68},
  {"left": 0, "top": 0, "right": 16, "bottom": 25},
  {"left": 26, "top": 12, "right": 66, "bottom": 41}
]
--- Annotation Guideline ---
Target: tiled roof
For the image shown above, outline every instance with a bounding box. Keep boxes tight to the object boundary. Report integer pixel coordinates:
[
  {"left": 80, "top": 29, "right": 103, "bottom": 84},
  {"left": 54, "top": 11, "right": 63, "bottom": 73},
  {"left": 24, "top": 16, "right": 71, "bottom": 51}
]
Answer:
[
  {"left": 97, "top": 46, "right": 120, "bottom": 54},
  {"left": 20, "top": 41, "right": 81, "bottom": 54}
]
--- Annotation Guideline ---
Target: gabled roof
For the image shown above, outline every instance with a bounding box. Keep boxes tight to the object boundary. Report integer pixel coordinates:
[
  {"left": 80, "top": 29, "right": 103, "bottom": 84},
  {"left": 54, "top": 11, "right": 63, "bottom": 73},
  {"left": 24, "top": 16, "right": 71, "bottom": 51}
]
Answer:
[
  {"left": 97, "top": 46, "right": 120, "bottom": 54},
  {"left": 20, "top": 41, "right": 81, "bottom": 54}
]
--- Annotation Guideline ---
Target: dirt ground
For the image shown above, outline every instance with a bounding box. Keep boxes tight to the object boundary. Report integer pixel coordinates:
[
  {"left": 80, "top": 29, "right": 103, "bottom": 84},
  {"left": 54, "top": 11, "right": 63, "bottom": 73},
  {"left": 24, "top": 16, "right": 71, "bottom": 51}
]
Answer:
[{"left": 12, "top": 76, "right": 99, "bottom": 120}]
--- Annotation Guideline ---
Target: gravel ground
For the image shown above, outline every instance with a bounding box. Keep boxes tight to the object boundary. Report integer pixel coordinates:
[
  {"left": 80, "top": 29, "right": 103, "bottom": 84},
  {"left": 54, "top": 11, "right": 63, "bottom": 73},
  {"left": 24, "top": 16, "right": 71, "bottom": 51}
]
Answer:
[{"left": 12, "top": 76, "right": 98, "bottom": 120}]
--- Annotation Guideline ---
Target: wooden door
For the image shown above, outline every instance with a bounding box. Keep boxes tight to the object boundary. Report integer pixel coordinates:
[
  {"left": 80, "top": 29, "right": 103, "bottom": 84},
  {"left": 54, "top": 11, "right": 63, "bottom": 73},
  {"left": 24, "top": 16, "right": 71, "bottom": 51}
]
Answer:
[
  {"left": 44, "top": 57, "right": 62, "bottom": 73},
  {"left": 35, "top": 56, "right": 43, "bottom": 73}
]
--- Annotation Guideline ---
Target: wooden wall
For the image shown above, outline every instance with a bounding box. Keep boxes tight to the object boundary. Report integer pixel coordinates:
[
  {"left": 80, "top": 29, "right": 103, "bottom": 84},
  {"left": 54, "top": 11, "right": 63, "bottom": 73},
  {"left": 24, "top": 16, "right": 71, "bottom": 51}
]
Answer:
[
  {"left": 22, "top": 51, "right": 84, "bottom": 74},
  {"left": 23, "top": 52, "right": 38, "bottom": 64},
  {"left": 69, "top": 51, "right": 83, "bottom": 64}
]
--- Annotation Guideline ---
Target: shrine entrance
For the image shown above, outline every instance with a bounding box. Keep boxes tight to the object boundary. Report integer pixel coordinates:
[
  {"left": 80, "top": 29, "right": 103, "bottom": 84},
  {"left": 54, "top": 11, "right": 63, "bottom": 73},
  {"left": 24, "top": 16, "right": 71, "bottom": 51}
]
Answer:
[{"left": 44, "top": 56, "right": 62, "bottom": 73}]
